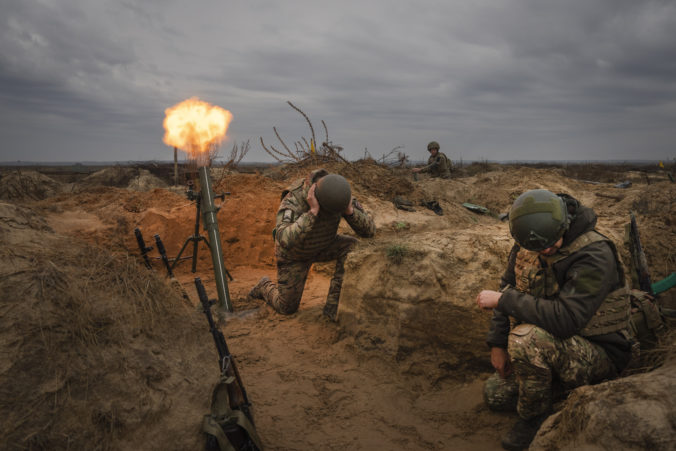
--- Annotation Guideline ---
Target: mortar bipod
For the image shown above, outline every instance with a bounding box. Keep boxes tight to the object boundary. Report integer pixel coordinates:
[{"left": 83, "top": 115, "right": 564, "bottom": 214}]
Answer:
[{"left": 172, "top": 189, "right": 233, "bottom": 282}]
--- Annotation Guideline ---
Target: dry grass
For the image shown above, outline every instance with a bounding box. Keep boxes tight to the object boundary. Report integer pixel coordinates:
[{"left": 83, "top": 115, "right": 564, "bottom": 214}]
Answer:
[{"left": 0, "top": 235, "right": 192, "bottom": 450}]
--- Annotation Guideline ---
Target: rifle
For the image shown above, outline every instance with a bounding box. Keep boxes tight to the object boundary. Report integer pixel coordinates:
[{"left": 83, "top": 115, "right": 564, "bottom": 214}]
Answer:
[
  {"left": 628, "top": 212, "right": 652, "bottom": 294},
  {"left": 154, "top": 234, "right": 175, "bottom": 278},
  {"left": 195, "top": 278, "right": 262, "bottom": 451},
  {"left": 134, "top": 228, "right": 153, "bottom": 269}
]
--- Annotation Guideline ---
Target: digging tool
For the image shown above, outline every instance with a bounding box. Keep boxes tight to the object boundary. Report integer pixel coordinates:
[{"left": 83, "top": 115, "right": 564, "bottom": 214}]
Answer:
[{"left": 652, "top": 272, "right": 676, "bottom": 296}]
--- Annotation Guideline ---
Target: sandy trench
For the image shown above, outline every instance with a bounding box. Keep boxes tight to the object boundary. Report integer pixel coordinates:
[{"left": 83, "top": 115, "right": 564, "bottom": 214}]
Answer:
[{"left": 0, "top": 163, "right": 674, "bottom": 450}]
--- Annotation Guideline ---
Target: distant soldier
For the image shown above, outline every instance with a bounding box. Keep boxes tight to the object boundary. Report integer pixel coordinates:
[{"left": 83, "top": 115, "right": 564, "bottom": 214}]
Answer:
[
  {"left": 412, "top": 141, "right": 451, "bottom": 179},
  {"left": 249, "top": 169, "right": 375, "bottom": 321},
  {"left": 476, "top": 189, "right": 632, "bottom": 450}
]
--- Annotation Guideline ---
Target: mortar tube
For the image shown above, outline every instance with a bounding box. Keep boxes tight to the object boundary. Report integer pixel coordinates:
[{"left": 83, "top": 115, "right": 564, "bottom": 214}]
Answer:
[{"left": 198, "top": 166, "right": 233, "bottom": 312}]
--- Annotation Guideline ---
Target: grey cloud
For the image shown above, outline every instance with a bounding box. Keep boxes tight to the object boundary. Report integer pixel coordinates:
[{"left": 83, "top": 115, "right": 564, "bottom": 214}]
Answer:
[{"left": 1, "top": 0, "right": 675, "bottom": 163}]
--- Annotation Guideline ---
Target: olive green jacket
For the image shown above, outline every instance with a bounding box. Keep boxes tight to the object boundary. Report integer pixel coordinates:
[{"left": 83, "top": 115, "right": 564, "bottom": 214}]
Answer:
[
  {"left": 487, "top": 201, "right": 632, "bottom": 371},
  {"left": 420, "top": 152, "right": 452, "bottom": 178}
]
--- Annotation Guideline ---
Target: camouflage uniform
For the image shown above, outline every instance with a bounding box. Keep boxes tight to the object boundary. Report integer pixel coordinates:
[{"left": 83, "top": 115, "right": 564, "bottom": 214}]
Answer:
[
  {"left": 484, "top": 198, "right": 632, "bottom": 419},
  {"left": 419, "top": 152, "right": 452, "bottom": 179},
  {"left": 253, "top": 170, "right": 375, "bottom": 318}
]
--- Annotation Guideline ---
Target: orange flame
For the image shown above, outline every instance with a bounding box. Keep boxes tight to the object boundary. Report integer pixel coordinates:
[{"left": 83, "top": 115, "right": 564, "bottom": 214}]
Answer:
[{"left": 163, "top": 97, "right": 233, "bottom": 166}]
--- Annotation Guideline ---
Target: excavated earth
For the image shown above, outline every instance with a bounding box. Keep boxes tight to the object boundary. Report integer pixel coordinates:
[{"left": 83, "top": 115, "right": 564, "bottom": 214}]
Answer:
[{"left": 0, "top": 161, "right": 674, "bottom": 450}]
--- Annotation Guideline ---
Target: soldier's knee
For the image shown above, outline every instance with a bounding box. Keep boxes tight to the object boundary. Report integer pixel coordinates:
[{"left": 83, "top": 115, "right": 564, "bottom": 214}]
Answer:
[
  {"left": 508, "top": 324, "right": 553, "bottom": 360},
  {"left": 270, "top": 292, "right": 302, "bottom": 315},
  {"left": 336, "top": 235, "right": 358, "bottom": 255}
]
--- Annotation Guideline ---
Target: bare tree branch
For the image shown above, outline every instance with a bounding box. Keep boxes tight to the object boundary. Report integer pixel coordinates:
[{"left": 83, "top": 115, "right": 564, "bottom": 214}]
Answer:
[
  {"left": 260, "top": 137, "right": 285, "bottom": 162},
  {"left": 321, "top": 120, "right": 329, "bottom": 144},
  {"left": 273, "top": 126, "right": 295, "bottom": 159},
  {"left": 288, "top": 101, "right": 316, "bottom": 152}
]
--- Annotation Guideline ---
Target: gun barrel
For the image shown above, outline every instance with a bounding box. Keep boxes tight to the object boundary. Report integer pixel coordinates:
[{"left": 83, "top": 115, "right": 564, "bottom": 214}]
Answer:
[
  {"left": 195, "top": 277, "right": 218, "bottom": 332},
  {"left": 194, "top": 277, "right": 253, "bottom": 418},
  {"left": 199, "top": 166, "right": 232, "bottom": 312}
]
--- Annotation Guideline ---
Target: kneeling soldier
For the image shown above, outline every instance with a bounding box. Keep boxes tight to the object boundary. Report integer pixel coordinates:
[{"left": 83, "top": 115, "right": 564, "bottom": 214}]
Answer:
[
  {"left": 476, "top": 189, "right": 632, "bottom": 450},
  {"left": 249, "top": 169, "right": 375, "bottom": 321}
]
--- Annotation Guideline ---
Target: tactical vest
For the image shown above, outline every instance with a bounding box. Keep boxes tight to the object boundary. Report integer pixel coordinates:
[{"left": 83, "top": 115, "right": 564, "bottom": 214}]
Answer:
[
  {"left": 514, "top": 230, "right": 630, "bottom": 337},
  {"left": 276, "top": 180, "right": 342, "bottom": 261},
  {"left": 428, "top": 153, "right": 452, "bottom": 178}
]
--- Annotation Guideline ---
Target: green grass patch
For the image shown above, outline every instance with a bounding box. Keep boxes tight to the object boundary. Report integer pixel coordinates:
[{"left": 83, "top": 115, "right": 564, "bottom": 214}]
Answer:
[{"left": 386, "top": 244, "right": 408, "bottom": 264}]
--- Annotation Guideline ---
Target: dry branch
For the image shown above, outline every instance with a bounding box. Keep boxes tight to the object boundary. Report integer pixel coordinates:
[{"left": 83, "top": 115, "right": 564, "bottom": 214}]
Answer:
[
  {"left": 322, "top": 120, "right": 329, "bottom": 144},
  {"left": 260, "top": 137, "right": 285, "bottom": 163},
  {"left": 288, "top": 101, "right": 316, "bottom": 152},
  {"left": 258, "top": 101, "right": 353, "bottom": 167},
  {"left": 273, "top": 126, "right": 296, "bottom": 159}
]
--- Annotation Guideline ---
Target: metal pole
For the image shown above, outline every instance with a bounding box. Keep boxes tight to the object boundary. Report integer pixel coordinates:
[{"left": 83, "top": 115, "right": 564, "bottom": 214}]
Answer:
[
  {"left": 198, "top": 166, "right": 232, "bottom": 312},
  {"left": 173, "top": 147, "right": 178, "bottom": 186}
]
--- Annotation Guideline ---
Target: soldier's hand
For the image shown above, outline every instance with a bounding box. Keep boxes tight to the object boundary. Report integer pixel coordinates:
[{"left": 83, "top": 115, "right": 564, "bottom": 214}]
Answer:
[
  {"left": 307, "top": 183, "right": 320, "bottom": 216},
  {"left": 476, "top": 290, "right": 502, "bottom": 310},
  {"left": 344, "top": 197, "right": 355, "bottom": 216},
  {"left": 491, "top": 347, "right": 512, "bottom": 379},
  {"left": 412, "top": 168, "right": 421, "bottom": 173}
]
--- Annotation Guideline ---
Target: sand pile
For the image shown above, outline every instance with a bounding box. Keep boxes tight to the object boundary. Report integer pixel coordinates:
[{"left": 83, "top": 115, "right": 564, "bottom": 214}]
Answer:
[
  {"left": 0, "top": 170, "right": 64, "bottom": 201},
  {"left": 81, "top": 167, "right": 168, "bottom": 191},
  {"left": 0, "top": 202, "right": 217, "bottom": 450}
]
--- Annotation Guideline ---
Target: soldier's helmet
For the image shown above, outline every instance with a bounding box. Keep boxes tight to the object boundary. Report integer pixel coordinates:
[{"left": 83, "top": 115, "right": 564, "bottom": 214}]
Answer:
[
  {"left": 315, "top": 174, "right": 351, "bottom": 214},
  {"left": 509, "top": 189, "right": 569, "bottom": 251},
  {"left": 427, "top": 141, "right": 440, "bottom": 151}
]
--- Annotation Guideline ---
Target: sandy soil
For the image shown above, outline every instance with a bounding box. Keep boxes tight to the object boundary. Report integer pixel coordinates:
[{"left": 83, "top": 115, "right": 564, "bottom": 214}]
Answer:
[{"left": 0, "top": 162, "right": 674, "bottom": 450}]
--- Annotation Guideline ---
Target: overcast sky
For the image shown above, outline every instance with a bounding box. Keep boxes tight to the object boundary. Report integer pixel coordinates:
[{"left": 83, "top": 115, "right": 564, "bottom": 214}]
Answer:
[{"left": 1, "top": 0, "right": 675, "bottom": 163}]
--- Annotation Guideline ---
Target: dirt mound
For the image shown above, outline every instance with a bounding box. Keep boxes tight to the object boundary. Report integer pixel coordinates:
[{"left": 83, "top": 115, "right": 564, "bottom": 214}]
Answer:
[
  {"left": 2, "top": 162, "right": 674, "bottom": 450},
  {"left": 81, "top": 167, "right": 167, "bottom": 191},
  {"left": 0, "top": 203, "right": 214, "bottom": 450},
  {"left": 533, "top": 339, "right": 676, "bottom": 450},
  {"left": 126, "top": 169, "right": 169, "bottom": 191},
  {"left": 261, "top": 158, "right": 419, "bottom": 201},
  {"left": 340, "top": 228, "right": 509, "bottom": 382},
  {"left": 0, "top": 170, "right": 64, "bottom": 201}
]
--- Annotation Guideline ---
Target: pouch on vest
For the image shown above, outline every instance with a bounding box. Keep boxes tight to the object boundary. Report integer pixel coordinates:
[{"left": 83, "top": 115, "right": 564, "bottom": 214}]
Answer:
[
  {"left": 271, "top": 179, "right": 305, "bottom": 240},
  {"left": 628, "top": 289, "right": 668, "bottom": 351}
]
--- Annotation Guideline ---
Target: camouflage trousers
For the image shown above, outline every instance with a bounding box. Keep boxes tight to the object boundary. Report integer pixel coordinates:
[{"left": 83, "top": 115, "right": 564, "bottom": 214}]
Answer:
[
  {"left": 484, "top": 324, "right": 616, "bottom": 420},
  {"left": 258, "top": 235, "right": 357, "bottom": 315}
]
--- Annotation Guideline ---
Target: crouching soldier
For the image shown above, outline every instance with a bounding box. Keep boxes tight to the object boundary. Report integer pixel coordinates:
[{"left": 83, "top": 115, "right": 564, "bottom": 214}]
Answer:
[
  {"left": 411, "top": 141, "right": 452, "bottom": 179},
  {"left": 475, "top": 189, "right": 632, "bottom": 450},
  {"left": 249, "top": 169, "right": 375, "bottom": 321}
]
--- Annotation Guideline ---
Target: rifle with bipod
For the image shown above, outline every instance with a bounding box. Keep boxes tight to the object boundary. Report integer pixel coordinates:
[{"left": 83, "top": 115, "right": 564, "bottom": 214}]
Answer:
[{"left": 195, "top": 277, "right": 262, "bottom": 451}]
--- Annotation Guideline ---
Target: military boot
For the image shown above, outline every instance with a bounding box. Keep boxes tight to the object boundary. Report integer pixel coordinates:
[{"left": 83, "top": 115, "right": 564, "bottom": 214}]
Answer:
[
  {"left": 501, "top": 414, "right": 548, "bottom": 451},
  {"left": 322, "top": 302, "right": 338, "bottom": 321},
  {"left": 248, "top": 277, "right": 271, "bottom": 300}
]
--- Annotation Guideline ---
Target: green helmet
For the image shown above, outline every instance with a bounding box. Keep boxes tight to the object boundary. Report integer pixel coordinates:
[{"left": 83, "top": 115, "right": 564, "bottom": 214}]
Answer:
[
  {"left": 315, "top": 174, "right": 351, "bottom": 214},
  {"left": 427, "top": 141, "right": 440, "bottom": 151},
  {"left": 509, "top": 189, "right": 569, "bottom": 251}
]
